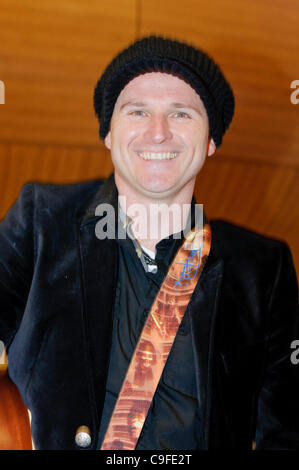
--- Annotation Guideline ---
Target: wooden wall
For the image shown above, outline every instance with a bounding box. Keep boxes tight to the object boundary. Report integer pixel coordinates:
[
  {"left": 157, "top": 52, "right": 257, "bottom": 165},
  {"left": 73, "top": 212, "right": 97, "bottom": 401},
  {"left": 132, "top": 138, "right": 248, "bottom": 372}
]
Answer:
[{"left": 0, "top": 0, "right": 298, "bottom": 279}]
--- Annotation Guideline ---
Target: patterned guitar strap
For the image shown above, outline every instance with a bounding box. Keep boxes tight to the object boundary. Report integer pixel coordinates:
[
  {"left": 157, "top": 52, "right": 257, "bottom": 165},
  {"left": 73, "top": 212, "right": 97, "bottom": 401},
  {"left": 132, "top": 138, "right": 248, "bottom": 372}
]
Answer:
[{"left": 101, "top": 220, "right": 212, "bottom": 450}]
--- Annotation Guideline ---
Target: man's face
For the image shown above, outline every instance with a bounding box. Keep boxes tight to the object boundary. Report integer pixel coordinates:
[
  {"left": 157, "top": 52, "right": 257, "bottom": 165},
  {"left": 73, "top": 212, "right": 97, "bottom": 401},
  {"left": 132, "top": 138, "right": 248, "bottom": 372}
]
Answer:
[{"left": 105, "top": 72, "right": 215, "bottom": 199}]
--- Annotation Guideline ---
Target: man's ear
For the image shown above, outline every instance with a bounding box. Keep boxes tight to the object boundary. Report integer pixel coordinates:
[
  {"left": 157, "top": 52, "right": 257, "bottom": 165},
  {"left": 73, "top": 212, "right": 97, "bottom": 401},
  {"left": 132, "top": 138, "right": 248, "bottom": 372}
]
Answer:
[
  {"left": 104, "top": 131, "right": 111, "bottom": 150},
  {"left": 207, "top": 138, "right": 216, "bottom": 157}
]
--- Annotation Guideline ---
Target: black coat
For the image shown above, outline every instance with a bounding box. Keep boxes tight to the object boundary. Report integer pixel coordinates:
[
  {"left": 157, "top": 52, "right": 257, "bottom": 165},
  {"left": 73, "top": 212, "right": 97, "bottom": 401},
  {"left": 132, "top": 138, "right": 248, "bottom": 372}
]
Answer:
[{"left": 0, "top": 174, "right": 298, "bottom": 450}]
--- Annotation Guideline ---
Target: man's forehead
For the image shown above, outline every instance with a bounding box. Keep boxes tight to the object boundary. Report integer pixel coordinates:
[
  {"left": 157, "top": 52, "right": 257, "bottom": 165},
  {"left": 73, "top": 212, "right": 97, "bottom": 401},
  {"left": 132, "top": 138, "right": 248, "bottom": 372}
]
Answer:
[
  {"left": 118, "top": 71, "right": 197, "bottom": 94},
  {"left": 115, "top": 72, "right": 205, "bottom": 110}
]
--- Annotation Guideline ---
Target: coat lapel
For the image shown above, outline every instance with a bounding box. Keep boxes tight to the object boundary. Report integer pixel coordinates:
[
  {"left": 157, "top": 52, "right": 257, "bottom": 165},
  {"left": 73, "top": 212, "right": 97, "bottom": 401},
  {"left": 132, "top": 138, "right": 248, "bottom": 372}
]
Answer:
[
  {"left": 189, "top": 233, "right": 224, "bottom": 449},
  {"left": 77, "top": 174, "right": 119, "bottom": 431}
]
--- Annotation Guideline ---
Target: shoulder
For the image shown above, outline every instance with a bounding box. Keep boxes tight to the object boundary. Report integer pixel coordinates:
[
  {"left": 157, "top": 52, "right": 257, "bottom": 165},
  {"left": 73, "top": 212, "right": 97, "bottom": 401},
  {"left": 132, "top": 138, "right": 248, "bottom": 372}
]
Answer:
[
  {"left": 209, "top": 218, "right": 294, "bottom": 278},
  {"left": 210, "top": 218, "right": 298, "bottom": 316},
  {"left": 210, "top": 218, "right": 288, "bottom": 251},
  {"left": 31, "top": 179, "right": 105, "bottom": 210},
  {"left": 9, "top": 179, "right": 106, "bottom": 225},
  {"left": 3, "top": 179, "right": 106, "bottom": 218}
]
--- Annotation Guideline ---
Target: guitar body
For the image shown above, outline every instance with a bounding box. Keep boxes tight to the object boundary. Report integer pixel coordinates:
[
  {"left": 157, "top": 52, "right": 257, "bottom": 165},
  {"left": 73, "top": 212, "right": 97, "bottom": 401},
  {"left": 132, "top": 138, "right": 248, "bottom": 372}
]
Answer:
[{"left": 0, "top": 365, "right": 32, "bottom": 450}]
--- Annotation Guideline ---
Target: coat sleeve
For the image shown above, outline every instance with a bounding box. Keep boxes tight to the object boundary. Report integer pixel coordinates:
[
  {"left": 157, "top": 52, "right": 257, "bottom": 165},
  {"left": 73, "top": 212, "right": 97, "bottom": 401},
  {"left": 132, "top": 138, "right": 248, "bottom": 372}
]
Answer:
[
  {"left": 255, "top": 242, "right": 299, "bottom": 449},
  {"left": 0, "top": 184, "right": 34, "bottom": 348}
]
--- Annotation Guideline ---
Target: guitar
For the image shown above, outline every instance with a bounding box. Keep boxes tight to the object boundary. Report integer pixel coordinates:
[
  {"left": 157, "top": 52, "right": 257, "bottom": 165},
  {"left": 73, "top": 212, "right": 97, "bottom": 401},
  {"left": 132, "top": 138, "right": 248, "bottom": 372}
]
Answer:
[{"left": 0, "top": 365, "right": 32, "bottom": 450}]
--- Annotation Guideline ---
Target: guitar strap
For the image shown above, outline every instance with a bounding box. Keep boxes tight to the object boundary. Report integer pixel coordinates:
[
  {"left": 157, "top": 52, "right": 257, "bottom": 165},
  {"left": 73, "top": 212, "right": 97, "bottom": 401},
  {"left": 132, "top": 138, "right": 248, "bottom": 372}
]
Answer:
[{"left": 101, "top": 221, "right": 212, "bottom": 450}]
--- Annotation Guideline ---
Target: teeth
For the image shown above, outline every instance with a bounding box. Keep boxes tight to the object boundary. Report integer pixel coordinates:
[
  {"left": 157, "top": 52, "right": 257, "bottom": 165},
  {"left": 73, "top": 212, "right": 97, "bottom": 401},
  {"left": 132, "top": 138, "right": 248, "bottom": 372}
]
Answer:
[{"left": 138, "top": 152, "right": 178, "bottom": 160}]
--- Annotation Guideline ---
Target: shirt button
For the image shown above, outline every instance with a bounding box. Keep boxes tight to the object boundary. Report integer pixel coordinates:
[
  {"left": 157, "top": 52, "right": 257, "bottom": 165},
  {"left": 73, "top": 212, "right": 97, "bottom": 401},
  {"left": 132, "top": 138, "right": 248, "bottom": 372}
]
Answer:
[{"left": 75, "top": 425, "right": 92, "bottom": 448}]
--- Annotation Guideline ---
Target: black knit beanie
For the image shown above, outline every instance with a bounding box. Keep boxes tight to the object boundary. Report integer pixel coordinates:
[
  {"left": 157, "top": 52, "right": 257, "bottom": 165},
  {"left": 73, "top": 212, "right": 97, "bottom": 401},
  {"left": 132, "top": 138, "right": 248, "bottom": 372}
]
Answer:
[{"left": 93, "top": 36, "right": 235, "bottom": 148}]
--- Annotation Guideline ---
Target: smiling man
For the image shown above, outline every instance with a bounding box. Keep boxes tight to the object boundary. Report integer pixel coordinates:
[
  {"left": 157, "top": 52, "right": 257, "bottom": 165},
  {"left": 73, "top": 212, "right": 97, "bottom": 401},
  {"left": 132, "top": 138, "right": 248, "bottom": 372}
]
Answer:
[{"left": 0, "top": 36, "right": 299, "bottom": 451}]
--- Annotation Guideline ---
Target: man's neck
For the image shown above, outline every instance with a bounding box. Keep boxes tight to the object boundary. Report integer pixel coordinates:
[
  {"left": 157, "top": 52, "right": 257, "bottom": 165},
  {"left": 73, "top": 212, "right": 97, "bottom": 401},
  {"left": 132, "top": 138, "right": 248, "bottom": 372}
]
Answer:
[{"left": 115, "top": 174, "right": 195, "bottom": 252}]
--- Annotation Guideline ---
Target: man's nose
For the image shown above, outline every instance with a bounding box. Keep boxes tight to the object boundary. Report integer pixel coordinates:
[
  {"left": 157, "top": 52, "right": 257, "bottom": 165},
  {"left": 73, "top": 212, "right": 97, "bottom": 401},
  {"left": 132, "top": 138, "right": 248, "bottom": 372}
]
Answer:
[{"left": 144, "top": 114, "right": 172, "bottom": 143}]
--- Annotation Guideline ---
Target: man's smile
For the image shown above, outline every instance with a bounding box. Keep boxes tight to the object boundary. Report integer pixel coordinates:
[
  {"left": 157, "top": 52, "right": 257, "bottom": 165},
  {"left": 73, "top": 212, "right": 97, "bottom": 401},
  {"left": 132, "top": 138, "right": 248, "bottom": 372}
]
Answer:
[{"left": 137, "top": 151, "right": 179, "bottom": 160}]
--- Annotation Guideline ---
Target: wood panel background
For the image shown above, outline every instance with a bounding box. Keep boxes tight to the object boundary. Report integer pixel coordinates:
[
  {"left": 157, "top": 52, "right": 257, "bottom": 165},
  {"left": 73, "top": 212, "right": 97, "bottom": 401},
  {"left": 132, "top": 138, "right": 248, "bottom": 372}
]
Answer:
[{"left": 0, "top": 0, "right": 298, "bottom": 287}]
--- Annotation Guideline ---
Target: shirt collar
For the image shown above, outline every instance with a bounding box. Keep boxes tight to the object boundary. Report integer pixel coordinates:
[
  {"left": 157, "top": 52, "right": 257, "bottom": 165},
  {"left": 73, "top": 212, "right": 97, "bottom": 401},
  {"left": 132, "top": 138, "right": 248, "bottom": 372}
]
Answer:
[{"left": 117, "top": 192, "right": 205, "bottom": 274}]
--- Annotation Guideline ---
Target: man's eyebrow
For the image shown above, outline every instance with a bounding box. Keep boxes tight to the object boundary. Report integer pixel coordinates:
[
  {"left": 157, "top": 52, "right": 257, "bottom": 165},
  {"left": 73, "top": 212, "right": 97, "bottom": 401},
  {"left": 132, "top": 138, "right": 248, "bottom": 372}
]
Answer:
[
  {"left": 119, "top": 101, "right": 147, "bottom": 110},
  {"left": 171, "top": 102, "right": 203, "bottom": 115}
]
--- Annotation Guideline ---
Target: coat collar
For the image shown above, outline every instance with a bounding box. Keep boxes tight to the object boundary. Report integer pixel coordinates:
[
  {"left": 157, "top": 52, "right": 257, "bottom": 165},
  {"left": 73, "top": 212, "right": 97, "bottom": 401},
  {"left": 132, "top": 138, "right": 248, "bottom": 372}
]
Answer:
[
  {"left": 77, "top": 173, "right": 224, "bottom": 448},
  {"left": 80, "top": 173, "right": 118, "bottom": 225}
]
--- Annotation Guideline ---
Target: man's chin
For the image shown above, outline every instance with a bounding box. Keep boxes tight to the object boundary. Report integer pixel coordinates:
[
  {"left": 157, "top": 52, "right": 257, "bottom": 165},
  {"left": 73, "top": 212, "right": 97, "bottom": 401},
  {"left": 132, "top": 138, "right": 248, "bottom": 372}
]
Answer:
[
  {"left": 136, "top": 179, "right": 177, "bottom": 197},
  {"left": 115, "top": 172, "right": 180, "bottom": 199}
]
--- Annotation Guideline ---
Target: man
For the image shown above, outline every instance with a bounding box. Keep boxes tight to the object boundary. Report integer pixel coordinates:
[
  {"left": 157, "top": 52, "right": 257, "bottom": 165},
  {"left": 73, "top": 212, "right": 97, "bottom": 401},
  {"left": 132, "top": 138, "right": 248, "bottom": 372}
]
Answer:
[{"left": 0, "top": 36, "right": 298, "bottom": 450}]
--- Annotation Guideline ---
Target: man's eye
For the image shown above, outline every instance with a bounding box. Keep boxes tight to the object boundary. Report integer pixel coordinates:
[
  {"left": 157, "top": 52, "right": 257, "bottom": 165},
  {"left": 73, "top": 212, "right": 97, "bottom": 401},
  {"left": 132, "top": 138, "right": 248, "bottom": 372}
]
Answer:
[
  {"left": 130, "top": 110, "right": 146, "bottom": 117},
  {"left": 173, "top": 112, "right": 190, "bottom": 119}
]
